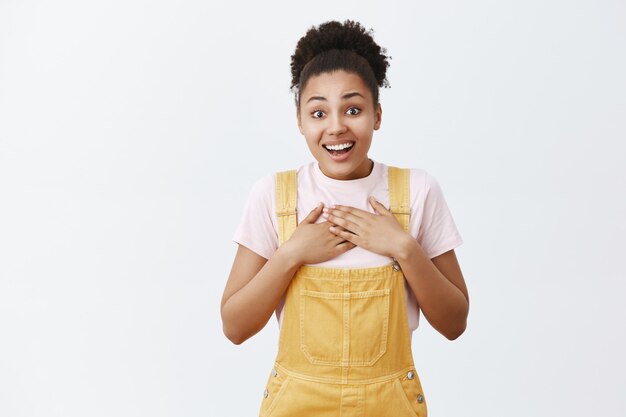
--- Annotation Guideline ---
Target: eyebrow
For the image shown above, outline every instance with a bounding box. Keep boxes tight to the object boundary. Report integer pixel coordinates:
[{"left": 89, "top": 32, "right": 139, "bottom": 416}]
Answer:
[{"left": 305, "top": 92, "right": 365, "bottom": 104}]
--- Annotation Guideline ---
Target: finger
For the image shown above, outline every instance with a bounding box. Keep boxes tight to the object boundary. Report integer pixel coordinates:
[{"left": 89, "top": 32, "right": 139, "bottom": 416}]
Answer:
[
  {"left": 317, "top": 222, "right": 351, "bottom": 235},
  {"left": 325, "top": 214, "right": 359, "bottom": 234},
  {"left": 325, "top": 204, "right": 369, "bottom": 219},
  {"left": 335, "top": 240, "right": 356, "bottom": 253},
  {"left": 325, "top": 223, "right": 349, "bottom": 232},
  {"left": 324, "top": 208, "right": 364, "bottom": 225},
  {"left": 329, "top": 225, "right": 360, "bottom": 245},
  {"left": 302, "top": 202, "right": 324, "bottom": 224},
  {"left": 369, "top": 196, "right": 392, "bottom": 215},
  {"left": 331, "top": 232, "right": 351, "bottom": 245}
]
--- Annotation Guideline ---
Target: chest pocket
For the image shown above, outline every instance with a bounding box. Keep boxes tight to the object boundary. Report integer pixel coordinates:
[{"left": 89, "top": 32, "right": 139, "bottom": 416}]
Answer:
[{"left": 299, "top": 286, "right": 390, "bottom": 366}]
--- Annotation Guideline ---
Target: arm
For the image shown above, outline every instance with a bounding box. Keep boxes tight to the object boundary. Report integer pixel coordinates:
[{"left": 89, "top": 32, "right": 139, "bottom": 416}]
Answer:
[
  {"left": 220, "top": 244, "right": 300, "bottom": 345},
  {"left": 394, "top": 241, "right": 468, "bottom": 340},
  {"left": 324, "top": 197, "right": 469, "bottom": 340},
  {"left": 221, "top": 204, "right": 355, "bottom": 345}
]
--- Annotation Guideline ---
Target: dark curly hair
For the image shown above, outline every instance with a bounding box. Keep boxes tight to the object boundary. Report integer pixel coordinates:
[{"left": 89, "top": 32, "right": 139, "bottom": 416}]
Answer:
[{"left": 290, "top": 20, "right": 391, "bottom": 107}]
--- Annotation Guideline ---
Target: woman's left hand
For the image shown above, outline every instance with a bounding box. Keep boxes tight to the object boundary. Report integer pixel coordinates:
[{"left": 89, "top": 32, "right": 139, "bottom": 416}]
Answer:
[{"left": 323, "top": 196, "right": 410, "bottom": 258}]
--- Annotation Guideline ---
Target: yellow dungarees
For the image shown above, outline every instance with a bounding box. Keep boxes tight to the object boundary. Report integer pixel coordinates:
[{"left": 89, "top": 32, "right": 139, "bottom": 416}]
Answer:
[{"left": 259, "top": 167, "right": 427, "bottom": 417}]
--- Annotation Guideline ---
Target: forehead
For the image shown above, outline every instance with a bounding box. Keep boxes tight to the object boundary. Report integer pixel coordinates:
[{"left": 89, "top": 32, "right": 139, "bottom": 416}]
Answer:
[{"left": 300, "top": 70, "right": 372, "bottom": 102}]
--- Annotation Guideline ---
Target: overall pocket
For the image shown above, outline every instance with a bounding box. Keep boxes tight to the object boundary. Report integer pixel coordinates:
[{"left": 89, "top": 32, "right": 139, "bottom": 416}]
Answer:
[
  {"left": 299, "top": 289, "right": 390, "bottom": 366},
  {"left": 393, "top": 370, "right": 428, "bottom": 417},
  {"left": 259, "top": 367, "right": 290, "bottom": 417}
]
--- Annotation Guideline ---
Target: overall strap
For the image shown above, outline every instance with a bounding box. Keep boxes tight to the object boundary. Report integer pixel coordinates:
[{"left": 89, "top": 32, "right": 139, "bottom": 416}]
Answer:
[
  {"left": 388, "top": 166, "right": 410, "bottom": 232},
  {"left": 275, "top": 170, "right": 298, "bottom": 245}
]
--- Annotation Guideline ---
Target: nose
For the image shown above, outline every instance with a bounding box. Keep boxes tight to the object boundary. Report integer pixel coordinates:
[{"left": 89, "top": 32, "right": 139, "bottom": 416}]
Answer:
[{"left": 326, "top": 113, "right": 347, "bottom": 136}]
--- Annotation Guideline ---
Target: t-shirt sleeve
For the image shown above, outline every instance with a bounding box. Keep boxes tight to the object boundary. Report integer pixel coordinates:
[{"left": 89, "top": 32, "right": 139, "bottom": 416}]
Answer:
[
  {"left": 232, "top": 174, "right": 279, "bottom": 260},
  {"left": 416, "top": 172, "right": 464, "bottom": 259}
]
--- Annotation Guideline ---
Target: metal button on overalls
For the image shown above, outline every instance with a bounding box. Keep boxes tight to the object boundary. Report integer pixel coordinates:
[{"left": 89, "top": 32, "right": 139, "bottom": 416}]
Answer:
[{"left": 392, "top": 259, "right": 401, "bottom": 271}]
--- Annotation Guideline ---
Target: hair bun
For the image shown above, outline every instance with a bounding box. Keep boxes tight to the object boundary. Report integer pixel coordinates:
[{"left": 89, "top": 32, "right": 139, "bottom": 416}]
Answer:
[{"left": 290, "top": 20, "right": 390, "bottom": 90}]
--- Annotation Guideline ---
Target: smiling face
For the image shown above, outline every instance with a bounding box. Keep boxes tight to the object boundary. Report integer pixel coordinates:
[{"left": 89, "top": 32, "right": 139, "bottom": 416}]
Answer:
[{"left": 297, "top": 70, "right": 382, "bottom": 180}]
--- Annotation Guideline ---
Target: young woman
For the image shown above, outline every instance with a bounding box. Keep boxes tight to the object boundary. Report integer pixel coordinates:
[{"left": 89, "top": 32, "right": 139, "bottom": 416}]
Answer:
[{"left": 221, "top": 20, "right": 469, "bottom": 417}]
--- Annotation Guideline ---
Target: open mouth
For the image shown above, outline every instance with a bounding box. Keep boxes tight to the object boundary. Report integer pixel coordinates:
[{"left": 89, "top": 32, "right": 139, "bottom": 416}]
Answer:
[{"left": 323, "top": 142, "right": 354, "bottom": 156}]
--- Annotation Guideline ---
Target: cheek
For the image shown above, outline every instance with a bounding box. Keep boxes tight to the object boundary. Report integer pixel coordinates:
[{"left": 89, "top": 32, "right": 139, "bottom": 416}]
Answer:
[
  {"left": 353, "top": 125, "right": 374, "bottom": 141},
  {"left": 300, "top": 123, "right": 322, "bottom": 140},
  {"left": 302, "top": 131, "right": 321, "bottom": 150}
]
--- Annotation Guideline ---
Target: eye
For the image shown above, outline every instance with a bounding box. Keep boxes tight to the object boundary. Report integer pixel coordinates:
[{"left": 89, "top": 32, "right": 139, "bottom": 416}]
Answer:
[
  {"left": 346, "top": 107, "right": 361, "bottom": 116},
  {"left": 311, "top": 110, "right": 325, "bottom": 119}
]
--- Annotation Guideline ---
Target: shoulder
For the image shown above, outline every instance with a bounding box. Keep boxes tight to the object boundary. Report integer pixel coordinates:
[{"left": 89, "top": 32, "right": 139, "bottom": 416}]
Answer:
[
  {"left": 247, "top": 172, "right": 275, "bottom": 198},
  {"left": 274, "top": 163, "right": 312, "bottom": 177},
  {"left": 247, "top": 163, "right": 311, "bottom": 197},
  {"left": 413, "top": 168, "right": 442, "bottom": 194},
  {"left": 379, "top": 162, "right": 435, "bottom": 194}
]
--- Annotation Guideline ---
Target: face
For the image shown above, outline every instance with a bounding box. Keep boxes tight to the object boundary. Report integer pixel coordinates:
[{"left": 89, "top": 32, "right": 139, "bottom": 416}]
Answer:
[{"left": 297, "top": 70, "right": 382, "bottom": 180}]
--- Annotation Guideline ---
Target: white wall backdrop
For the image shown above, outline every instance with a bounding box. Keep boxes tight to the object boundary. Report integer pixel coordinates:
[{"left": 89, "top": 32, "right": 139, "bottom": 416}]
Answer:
[{"left": 1, "top": 1, "right": 625, "bottom": 416}]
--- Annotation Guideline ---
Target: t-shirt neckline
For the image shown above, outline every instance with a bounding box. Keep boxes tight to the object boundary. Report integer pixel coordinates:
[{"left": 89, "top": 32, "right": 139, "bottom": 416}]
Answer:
[{"left": 311, "top": 159, "right": 382, "bottom": 187}]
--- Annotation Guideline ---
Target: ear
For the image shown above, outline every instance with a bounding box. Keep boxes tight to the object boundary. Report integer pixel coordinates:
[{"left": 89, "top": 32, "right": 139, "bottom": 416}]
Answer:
[{"left": 374, "top": 103, "right": 382, "bottom": 130}]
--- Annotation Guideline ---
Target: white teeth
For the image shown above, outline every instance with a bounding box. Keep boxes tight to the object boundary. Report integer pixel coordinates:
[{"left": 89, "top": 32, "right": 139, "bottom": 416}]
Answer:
[{"left": 324, "top": 142, "right": 353, "bottom": 151}]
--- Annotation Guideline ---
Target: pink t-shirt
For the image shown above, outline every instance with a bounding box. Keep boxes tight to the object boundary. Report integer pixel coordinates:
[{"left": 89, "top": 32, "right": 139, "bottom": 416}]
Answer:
[{"left": 232, "top": 160, "right": 463, "bottom": 332}]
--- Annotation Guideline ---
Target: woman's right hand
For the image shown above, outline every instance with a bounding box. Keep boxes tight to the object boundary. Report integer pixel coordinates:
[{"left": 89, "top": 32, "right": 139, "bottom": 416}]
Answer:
[
  {"left": 221, "top": 203, "right": 353, "bottom": 344},
  {"left": 281, "top": 203, "right": 355, "bottom": 266}
]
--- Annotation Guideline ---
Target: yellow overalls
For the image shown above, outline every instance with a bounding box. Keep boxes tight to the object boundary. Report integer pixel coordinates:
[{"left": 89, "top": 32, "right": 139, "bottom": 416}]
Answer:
[{"left": 259, "top": 167, "right": 427, "bottom": 417}]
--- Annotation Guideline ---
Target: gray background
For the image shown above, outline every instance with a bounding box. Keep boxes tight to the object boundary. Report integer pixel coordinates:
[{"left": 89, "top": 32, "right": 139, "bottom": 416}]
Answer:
[{"left": 1, "top": 0, "right": 625, "bottom": 416}]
